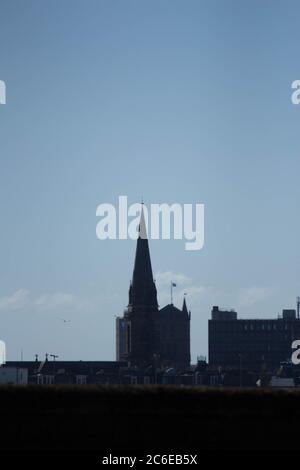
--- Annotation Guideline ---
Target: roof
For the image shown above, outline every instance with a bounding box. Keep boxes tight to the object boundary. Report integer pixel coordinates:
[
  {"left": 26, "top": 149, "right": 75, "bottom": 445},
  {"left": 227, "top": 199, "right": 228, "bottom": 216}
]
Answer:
[
  {"left": 159, "top": 304, "right": 184, "bottom": 316},
  {"left": 4, "top": 361, "right": 127, "bottom": 375}
]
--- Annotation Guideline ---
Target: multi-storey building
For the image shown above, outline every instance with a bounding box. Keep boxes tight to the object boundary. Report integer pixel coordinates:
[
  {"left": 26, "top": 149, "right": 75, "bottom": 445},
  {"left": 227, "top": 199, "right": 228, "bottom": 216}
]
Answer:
[{"left": 209, "top": 305, "right": 300, "bottom": 372}]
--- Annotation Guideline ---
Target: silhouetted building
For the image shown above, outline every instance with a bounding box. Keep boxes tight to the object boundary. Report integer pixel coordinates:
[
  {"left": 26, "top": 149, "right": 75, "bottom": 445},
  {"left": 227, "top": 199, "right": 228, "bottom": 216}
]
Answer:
[
  {"left": 0, "top": 366, "right": 28, "bottom": 384},
  {"left": 209, "top": 306, "right": 300, "bottom": 372},
  {"left": 4, "top": 360, "right": 127, "bottom": 385},
  {"left": 4, "top": 358, "right": 213, "bottom": 386},
  {"left": 116, "top": 207, "right": 190, "bottom": 370}
]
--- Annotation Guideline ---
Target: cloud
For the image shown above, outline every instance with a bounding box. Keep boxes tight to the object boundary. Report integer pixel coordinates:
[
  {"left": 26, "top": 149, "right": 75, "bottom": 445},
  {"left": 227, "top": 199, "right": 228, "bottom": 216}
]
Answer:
[
  {"left": 0, "top": 283, "right": 274, "bottom": 319},
  {"left": 236, "top": 286, "right": 273, "bottom": 309},
  {"left": 0, "top": 289, "right": 93, "bottom": 315},
  {"left": 155, "top": 271, "right": 213, "bottom": 308},
  {"left": 34, "top": 293, "right": 77, "bottom": 311},
  {"left": 154, "top": 271, "right": 274, "bottom": 316},
  {"left": 0, "top": 289, "right": 30, "bottom": 312}
]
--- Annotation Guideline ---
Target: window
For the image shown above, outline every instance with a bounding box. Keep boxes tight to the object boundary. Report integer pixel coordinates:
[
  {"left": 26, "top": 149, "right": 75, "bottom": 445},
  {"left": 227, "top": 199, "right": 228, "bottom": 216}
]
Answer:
[
  {"left": 76, "top": 375, "right": 87, "bottom": 385},
  {"left": 44, "top": 375, "right": 54, "bottom": 385}
]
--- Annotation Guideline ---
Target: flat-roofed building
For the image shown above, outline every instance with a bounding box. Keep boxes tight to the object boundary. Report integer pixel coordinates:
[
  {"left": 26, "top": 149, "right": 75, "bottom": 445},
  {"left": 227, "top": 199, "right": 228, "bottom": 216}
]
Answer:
[{"left": 209, "top": 306, "right": 300, "bottom": 372}]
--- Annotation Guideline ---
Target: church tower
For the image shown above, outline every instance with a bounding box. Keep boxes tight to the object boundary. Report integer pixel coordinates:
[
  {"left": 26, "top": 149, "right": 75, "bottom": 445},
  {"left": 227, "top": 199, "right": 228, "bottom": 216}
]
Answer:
[
  {"left": 116, "top": 204, "right": 191, "bottom": 370},
  {"left": 116, "top": 207, "right": 158, "bottom": 368}
]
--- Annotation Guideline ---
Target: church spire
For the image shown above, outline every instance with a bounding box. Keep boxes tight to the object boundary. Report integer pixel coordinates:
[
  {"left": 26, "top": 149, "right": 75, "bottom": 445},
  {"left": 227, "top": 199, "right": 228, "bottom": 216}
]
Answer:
[{"left": 128, "top": 205, "right": 158, "bottom": 310}]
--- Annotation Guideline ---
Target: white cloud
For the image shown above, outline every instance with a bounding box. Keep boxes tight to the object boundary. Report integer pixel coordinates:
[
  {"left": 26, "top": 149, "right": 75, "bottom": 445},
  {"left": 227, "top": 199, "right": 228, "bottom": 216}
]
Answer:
[
  {"left": 155, "top": 271, "right": 192, "bottom": 288},
  {"left": 154, "top": 271, "right": 274, "bottom": 316},
  {"left": 0, "top": 289, "right": 93, "bottom": 315},
  {"left": 0, "top": 284, "right": 274, "bottom": 320},
  {"left": 236, "top": 286, "right": 273, "bottom": 309},
  {"left": 34, "top": 293, "right": 77, "bottom": 310},
  {"left": 155, "top": 271, "right": 213, "bottom": 308},
  {"left": 0, "top": 289, "right": 30, "bottom": 312}
]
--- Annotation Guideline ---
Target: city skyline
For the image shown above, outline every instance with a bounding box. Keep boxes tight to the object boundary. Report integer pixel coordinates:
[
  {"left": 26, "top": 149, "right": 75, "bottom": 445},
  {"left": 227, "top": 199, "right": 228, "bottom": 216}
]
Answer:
[{"left": 1, "top": 1, "right": 300, "bottom": 361}]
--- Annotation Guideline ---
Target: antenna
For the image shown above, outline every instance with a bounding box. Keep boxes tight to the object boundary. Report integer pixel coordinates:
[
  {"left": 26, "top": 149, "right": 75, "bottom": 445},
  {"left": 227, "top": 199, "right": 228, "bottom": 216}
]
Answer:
[{"left": 297, "top": 297, "right": 300, "bottom": 319}]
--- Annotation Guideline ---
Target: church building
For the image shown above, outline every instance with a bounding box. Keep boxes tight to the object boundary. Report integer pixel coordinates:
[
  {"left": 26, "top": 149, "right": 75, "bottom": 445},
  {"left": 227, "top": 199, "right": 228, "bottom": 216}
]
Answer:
[{"left": 116, "top": 208, "right": 191, "bottom": 370}]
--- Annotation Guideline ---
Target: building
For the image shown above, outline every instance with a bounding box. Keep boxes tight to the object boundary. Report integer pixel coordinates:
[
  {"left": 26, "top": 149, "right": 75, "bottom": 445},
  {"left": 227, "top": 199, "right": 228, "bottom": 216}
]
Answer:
[
  {"left": 3, "top": 360, "right": 127, "bottom": 385},
  {"left": 3, "top": 358, "right": 211, "bottom": 386},
  {"left": 0, "top": 366, "right": 28, "bottom": 384},
  {"left": 209, "top": 305, "right": 300, "bottom": 372},
  {"left": 116, "top": 207, "right": 191, "bottom": 370}
]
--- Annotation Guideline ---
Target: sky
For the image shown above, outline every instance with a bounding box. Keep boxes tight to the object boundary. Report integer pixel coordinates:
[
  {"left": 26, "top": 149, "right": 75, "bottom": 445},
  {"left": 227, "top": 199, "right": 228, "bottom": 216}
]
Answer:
[{"left": 1, "top": 0, "right": 300, "bottom": 362}]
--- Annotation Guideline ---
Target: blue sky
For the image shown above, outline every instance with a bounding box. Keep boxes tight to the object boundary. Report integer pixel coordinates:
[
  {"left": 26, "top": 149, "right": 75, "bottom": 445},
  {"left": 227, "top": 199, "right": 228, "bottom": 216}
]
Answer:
[{"left": 0, "top": 0, "right": 300, "bottom": 362}]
